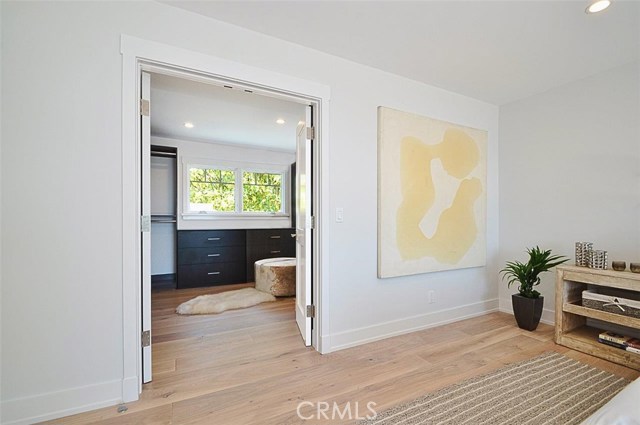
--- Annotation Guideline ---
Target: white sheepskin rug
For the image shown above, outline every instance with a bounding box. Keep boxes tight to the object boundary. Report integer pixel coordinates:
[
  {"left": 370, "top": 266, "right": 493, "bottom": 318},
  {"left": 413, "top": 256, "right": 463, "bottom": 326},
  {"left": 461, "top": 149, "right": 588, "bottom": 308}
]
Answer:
[{"left": 176, "top": 287, "right": 276, "bottom": 315}]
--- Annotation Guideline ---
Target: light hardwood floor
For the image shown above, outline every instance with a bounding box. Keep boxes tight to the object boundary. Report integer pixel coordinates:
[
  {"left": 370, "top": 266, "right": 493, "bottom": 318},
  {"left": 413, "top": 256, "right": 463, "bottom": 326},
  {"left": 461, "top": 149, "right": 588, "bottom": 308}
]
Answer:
[{"left": 46, "top": 286, "right": 639, "bottom": 424}]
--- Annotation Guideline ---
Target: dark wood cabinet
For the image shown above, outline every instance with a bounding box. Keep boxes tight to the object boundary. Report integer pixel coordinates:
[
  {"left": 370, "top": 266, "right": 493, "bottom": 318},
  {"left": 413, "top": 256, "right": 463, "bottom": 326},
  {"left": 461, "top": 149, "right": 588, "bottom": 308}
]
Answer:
[
  {"left": 177, "top": 230, "right": 246, "bottom": 289},
  {"left": 177, "top": 230, "right": 245, "bottom": 249},
  {"left": 177, "top": 228, "right": 295, "bottom": 288},
  {"left": 246, "top": 229, "right": 296, "bottom": 282},
  {"left": 177, "top": 261, "right": 246, "bottom": 287},
  {"left": 177, "top": 246, "right": 245, "bottom": 266}
]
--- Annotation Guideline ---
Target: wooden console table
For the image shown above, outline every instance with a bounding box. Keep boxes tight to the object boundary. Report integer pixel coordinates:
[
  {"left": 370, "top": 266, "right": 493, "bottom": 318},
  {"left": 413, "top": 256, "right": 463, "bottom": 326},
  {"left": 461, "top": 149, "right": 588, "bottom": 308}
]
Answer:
[{"left": 555, "top": 265, "right": 640, "bottom": 370}]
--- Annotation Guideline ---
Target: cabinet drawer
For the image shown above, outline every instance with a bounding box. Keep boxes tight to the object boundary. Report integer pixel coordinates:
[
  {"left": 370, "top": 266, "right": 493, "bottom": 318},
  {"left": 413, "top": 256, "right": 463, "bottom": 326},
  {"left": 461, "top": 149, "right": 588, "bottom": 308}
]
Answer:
[
  {"left": 246, "top": 244, "right": 296, "bottom": 282},
  {"left": 254, "top": 243, "right": 296, "bottom": 258},
  {"left": 178, "top": 230, "right": 245, "bottom": 248},
  {"left": 178, "top": 246, "right": 245, "bottom": 266},
  {"left": 177, "top": 262, "right": 246, "bottom": 288},
  {"left": 246, "top": 228, "right": 295, "bottom": 245},
  {"left": 246, "top": 240, "right": 295, "bottom": 264}
]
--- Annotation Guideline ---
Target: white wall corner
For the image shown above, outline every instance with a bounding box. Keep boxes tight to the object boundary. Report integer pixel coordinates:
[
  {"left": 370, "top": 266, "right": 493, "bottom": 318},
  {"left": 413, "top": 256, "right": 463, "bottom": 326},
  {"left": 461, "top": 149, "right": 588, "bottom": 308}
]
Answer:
[
  {"left": 1, "top": 380, "right": 123, "bottom": 425},
  {"left": 324, "top": 299, "right": 499, "bottom": 353}
]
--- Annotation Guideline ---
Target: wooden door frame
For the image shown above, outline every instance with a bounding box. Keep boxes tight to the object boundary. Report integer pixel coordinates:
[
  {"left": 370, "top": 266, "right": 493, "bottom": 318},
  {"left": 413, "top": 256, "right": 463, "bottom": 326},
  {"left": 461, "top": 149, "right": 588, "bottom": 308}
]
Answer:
[{"left": 120, "top": 35, "right": 330, "bottom": 401}]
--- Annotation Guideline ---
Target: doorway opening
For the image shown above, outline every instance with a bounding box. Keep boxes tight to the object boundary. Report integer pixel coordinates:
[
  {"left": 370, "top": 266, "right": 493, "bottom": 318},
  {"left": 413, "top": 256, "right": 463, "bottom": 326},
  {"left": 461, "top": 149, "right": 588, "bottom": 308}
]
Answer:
[
  {"left": 138, "top": 63, "right": 320, "bottom": 386},
  {"left": 122, "top": 37, "right": 329, "bottom": 401}
]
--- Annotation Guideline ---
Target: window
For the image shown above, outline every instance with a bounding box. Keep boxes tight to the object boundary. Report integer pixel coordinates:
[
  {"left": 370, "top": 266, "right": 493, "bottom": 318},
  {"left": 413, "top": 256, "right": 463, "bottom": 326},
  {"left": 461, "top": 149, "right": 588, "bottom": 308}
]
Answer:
[
  {"left": 185, "top": 163, "right": 288, "bottom": 216},
  {"left": 189, "top": 168, "right": 235, "bottom": 212},
  {"left": 242, "top": 172, "right": 282, "bottom": 213}
]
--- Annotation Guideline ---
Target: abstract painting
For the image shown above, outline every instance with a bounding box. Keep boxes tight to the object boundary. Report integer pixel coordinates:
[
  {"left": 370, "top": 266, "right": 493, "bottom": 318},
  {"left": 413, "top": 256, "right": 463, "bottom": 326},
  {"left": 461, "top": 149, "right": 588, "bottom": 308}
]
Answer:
[{"left": 378, "top": 107, "right": 487, "bottom": 278}]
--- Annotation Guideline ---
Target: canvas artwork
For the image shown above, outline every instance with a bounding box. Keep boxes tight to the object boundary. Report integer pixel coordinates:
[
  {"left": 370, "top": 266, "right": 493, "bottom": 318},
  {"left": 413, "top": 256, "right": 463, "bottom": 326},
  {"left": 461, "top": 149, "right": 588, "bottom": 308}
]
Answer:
[{"left": 378, "top": 107, "right": 487, "bottom": 278}]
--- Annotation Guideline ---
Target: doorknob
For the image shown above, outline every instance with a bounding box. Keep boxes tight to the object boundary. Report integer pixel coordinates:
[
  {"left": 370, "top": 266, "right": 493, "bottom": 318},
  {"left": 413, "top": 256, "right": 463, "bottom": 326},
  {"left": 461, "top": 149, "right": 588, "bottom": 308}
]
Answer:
[{"left": 291, "top": 233, "right": 297, "bottom": 238}]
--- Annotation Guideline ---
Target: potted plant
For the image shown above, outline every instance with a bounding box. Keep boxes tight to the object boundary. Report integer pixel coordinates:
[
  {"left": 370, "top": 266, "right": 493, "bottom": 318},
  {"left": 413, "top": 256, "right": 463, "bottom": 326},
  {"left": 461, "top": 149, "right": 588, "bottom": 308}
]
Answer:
[{"left": 500, "top": 246, "right": 568, "bottom": 331}]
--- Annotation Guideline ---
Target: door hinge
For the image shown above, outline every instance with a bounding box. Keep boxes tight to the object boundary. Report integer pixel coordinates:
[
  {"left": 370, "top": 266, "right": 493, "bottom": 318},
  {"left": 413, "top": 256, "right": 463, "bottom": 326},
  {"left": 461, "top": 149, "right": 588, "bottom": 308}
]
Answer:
[
  {"left": 306, "top": 305, "right": 316, "bottom": 318},
  {"left": 310, "top": 216, "right": 316, "bottom": 229},
  {"left": 141, "top": 215, "right": 151, "bottom": 233},
  {"left": 140, "top": 99, "right": 150, "bottom": 117},
  {"left": 142, "top": 330, "right": 151, "bottom": 347},
  {"left": 306, "top": 126, "right": 315, "bottom": 140}
]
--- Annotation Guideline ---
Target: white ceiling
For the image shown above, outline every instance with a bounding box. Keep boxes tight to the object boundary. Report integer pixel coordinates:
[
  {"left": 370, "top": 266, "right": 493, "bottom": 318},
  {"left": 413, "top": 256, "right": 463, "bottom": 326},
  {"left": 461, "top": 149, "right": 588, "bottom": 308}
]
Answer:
[
  {"left": 150, "top": 73, "right": 305, "bottom": 151},
  {"left": 161, "top": 0, "right": 640, "bottom": 105}
]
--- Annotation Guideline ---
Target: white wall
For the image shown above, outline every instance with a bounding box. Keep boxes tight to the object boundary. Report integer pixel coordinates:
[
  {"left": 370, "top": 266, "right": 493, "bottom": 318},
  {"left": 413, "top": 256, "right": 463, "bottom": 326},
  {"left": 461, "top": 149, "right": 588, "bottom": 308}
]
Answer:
[
  {"left": 150, "top": 155, "right": 176, "bottom": 276},
  {"left": 150, "top": 155, "right": 176, "bottom": 216},
  {"left": 151, "top": 222, "right": 176, "bottom": 276},
  {"left": 498, "top": 62, "right": 640, "bottom": 323},
  {"left": 0, "top": 0, "right": 4, "bottom": 413},
  {"left": 1, "top": 2, "right": 498, "bottom": 423}
]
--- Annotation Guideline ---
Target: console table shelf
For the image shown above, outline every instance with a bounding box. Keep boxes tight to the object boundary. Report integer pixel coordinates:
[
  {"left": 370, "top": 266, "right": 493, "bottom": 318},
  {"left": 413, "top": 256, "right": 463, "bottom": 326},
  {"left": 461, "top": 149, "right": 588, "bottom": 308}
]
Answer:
[
  {"left": 563, "top": 302, "right": 640, "bottom": 329},
  {"left": 555, "top": 265, "right": 640, "bottom": 371},
  {"left": 559, "top": 326, "right": 640, "bottom": 370}
]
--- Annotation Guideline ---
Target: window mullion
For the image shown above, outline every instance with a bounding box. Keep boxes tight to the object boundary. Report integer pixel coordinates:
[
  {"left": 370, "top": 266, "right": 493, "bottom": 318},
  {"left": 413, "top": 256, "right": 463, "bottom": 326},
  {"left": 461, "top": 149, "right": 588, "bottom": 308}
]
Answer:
[
  {"left": 235, "top": 168, "right": 242, "bottom": 213},
  {"left": 280, "top": 172, "right": 287, "bottom": 214}
]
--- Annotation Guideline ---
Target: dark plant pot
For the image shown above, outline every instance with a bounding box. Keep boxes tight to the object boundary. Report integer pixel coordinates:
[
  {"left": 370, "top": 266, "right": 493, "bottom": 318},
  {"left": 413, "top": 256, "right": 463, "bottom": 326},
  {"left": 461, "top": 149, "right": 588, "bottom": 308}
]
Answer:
[{"left": 511, "top": 294, "right": 544, "bottom": 331}]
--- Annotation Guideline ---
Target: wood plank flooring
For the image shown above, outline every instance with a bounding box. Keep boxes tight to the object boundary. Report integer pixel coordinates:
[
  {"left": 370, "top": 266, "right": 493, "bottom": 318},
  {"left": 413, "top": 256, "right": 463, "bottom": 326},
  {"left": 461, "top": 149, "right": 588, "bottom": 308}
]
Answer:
[{"left": 46, "top": 286, "right": 639, "bottom": 424}]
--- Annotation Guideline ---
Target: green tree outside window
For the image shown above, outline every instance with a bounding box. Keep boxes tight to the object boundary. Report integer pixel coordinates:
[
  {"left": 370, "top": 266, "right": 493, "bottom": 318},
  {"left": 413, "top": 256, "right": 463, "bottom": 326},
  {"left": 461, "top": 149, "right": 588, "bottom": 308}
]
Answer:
[
  {"left": 242, "top": 172, "right": 282, "bottom": 212},
  {"left": 188, "top": 167, "right": 284, "bottom": 214},
  {"left": 189, "top": 168, "right": 235, "bottom": 212}
]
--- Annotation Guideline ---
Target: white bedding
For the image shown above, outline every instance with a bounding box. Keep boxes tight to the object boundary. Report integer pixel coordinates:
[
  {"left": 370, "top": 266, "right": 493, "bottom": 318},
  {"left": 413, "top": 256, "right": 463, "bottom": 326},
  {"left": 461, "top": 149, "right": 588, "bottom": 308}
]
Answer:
[{"left": 581, "top": 377, "right": 640, "bottom": 425}]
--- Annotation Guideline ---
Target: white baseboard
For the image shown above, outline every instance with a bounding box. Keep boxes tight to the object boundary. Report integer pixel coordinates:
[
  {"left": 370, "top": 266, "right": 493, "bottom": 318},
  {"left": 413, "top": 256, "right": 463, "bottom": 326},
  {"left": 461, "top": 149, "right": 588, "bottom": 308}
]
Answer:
[
  {"left": 122, "top": 375, "right": 139, "bottom": 403},
  {"left": 498, "top": 299, "right": 555, "bottom": 326},
  {"left": 1, "top": 379, "right": 123, "bottom": 425},
  {"left": 323, "top": 299, "right": 499, "bottom": 353}
]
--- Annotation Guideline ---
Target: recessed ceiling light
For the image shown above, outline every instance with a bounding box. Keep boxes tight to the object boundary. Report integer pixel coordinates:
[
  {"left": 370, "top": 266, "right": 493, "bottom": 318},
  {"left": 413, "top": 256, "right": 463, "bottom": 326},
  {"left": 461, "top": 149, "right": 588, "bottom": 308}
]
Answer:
[
  {"left": 184, "top": 122, "right": 194, "bottom": 128},
  {"left": 276, "top": 118, "right": 286, "bottom": 125},
  {"left": 585, "top": 0, "right": 611, "bottom": 14}
]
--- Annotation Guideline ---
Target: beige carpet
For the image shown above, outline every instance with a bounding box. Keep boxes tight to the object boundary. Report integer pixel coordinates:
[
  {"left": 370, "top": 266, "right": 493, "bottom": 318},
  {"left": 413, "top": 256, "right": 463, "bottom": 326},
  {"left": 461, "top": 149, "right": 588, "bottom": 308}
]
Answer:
[
  {"left": 176, "top": 287, "right": 275, "bottom": 315},
  {"left": 360, "top": 352, "right": 629, "bottom": 425}
]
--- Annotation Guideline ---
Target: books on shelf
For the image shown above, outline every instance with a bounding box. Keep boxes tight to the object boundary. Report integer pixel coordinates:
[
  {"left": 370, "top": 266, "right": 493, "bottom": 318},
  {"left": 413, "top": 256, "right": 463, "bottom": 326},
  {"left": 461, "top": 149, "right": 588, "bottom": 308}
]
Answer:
[
  {"left": 597, "top": 331, "right": 640, "bottom": 355},
  {"left": 628, "top": 338, "right": 640, "bottom": 350},
  {"left": 628, "top": 338, "right": 640, "bottom": 354},
  {"left": 598, "top": 337, "right": 626, "bottom": 349},
  {"left": 599, "top": 331, "right": 630, "bottom": 345}
]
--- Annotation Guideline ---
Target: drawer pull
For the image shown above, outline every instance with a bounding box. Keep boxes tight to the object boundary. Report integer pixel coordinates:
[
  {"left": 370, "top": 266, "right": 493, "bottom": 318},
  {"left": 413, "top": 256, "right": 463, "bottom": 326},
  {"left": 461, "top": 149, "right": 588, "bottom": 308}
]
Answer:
[
  {"left": 270, "top": 235, "right": 281, "bottom": 239},
  {"left": 207, "top": 254, "right": 221, "bottom": 257},
  {"left": 207, "top": 237, "right": 221, "bottom": 241},
  {"left": 270, "top": 250, "right": 281, "bottom": 254},
  {"left": 207, "top": 272, "right": 221, "bottom": 275}
]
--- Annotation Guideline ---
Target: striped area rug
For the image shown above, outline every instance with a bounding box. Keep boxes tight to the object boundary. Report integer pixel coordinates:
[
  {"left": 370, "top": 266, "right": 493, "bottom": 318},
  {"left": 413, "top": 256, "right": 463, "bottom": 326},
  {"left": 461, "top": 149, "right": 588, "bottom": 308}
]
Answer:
[{"left": 359, "top": 352, "right": 629, "bottom": 425}]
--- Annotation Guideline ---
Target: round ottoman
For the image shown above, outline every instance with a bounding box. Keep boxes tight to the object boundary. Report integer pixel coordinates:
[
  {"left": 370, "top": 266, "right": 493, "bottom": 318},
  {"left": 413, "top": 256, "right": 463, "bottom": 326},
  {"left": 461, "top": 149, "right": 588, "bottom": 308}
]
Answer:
[{"left": 255, "top": 257, "right": 296, "bottom": 297}]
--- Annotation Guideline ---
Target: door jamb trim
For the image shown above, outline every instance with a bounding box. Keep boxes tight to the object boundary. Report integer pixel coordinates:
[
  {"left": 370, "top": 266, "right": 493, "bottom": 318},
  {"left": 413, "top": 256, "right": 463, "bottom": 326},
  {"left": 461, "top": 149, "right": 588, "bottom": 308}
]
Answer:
[{"left": 121, "top": 34, "right": 331, "bottom": 401}]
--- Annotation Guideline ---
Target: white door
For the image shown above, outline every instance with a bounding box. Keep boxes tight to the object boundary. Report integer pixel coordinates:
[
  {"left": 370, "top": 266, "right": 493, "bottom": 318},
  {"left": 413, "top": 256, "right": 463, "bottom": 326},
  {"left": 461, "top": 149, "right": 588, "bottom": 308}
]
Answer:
[
  {"left": 295, "top": 106, "right": 313, "bottom": 346},
  {"left": 140, "top": 71, "right": 152, "bottom": 383}
]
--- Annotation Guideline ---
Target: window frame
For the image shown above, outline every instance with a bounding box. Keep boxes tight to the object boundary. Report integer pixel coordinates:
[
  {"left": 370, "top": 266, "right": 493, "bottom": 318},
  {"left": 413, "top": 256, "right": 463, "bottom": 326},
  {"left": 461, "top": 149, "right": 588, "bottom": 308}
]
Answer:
[
  {"left": 240, "top": 169, "right": 286, "bottom": 214},
  {"left": 182, "top": 159, "right": 290, "bottom": 219},
  {"left": 187, "top": 164, "right": 238, "bottom": 213}
]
